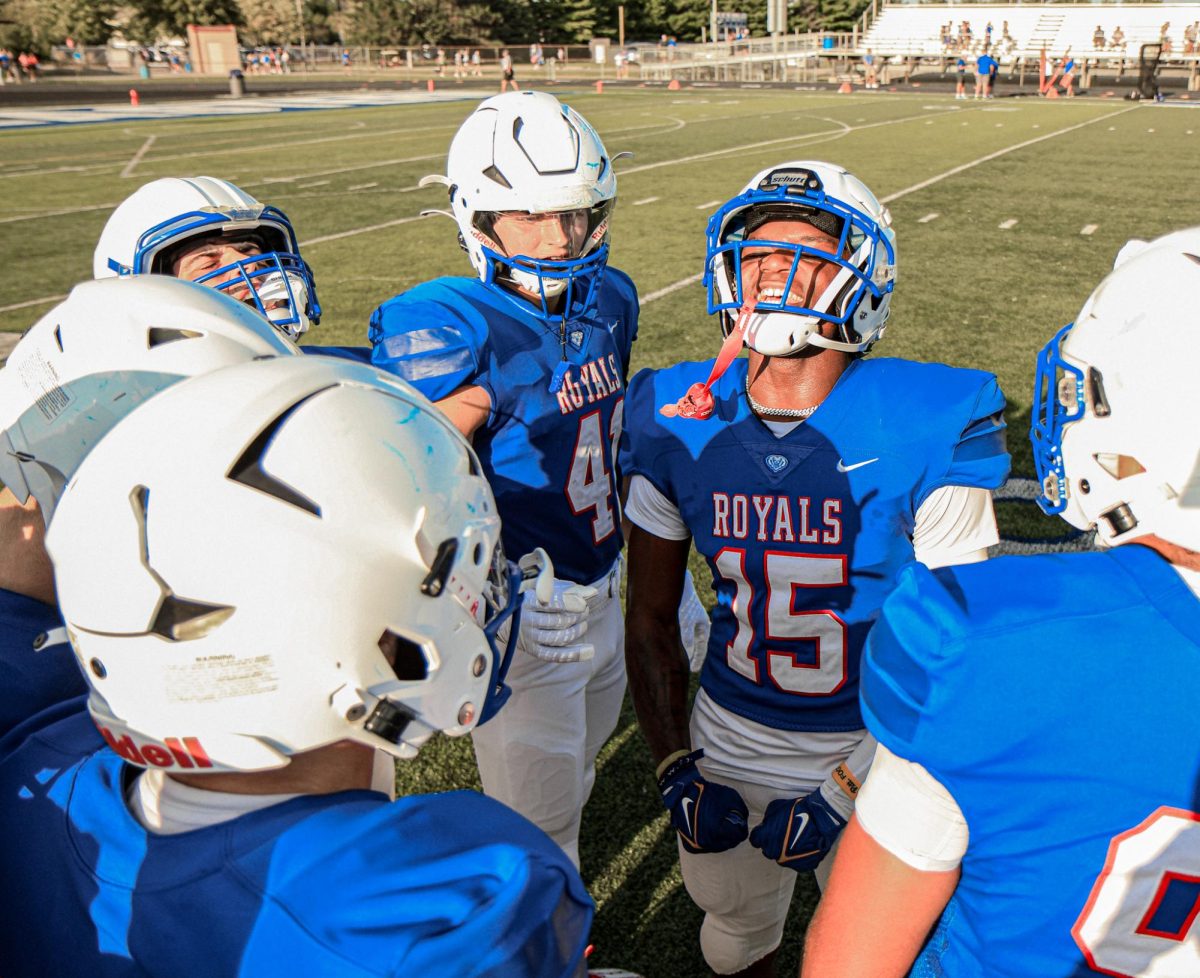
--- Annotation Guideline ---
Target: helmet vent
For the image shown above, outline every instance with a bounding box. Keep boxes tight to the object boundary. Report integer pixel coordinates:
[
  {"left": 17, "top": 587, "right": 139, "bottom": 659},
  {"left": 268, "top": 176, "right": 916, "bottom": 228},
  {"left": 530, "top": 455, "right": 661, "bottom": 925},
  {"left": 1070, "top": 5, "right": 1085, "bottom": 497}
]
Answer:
[
  {"left": 1185, "top": 253, "right": 1200, "bottom": 266},
  {"left": 148, "top": 327, "right": 203, "bottom": 348},
  {"left": 364, "top": 698, "right": 415, "bottom": 744},
  {"left": 378, "top": 630, "right": 429, "bottom": 681},
  {"left": 53, "top": 324, "right": 64, "bottom": 353},
  {"left": 420, "top": 538, "right": 458, "bottom": 597},
  {"left": 482, "top": 164, "right": 512, "bottom": 189},
  {"left": 227, "top": 392, "right": 328, "bottom": 517},
  {"left": 1101, "top": 502, "right": 1139, "bottom": 535}
]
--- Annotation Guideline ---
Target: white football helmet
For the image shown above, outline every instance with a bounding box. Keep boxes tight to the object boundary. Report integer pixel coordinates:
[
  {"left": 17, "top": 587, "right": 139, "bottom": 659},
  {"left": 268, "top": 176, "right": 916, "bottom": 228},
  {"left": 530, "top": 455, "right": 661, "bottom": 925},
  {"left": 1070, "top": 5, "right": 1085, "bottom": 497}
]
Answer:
[
  {"left": 0, "top": 276, "right": 298, "bottom": 523},
  {"left": 705, "top": 161, "right": 896, "bottom": 356},
  {"left": 424, "top": 91, "right": 617, "bottom": 323},
  {"left": 93, "top": 176, "right": 321, "bottom": 337},
  {"left": 46, "top": 356, "right": 521, "bottom": 772},
  {"left": 1031, "top": 228, "right": 1200, "bottom": 551}
]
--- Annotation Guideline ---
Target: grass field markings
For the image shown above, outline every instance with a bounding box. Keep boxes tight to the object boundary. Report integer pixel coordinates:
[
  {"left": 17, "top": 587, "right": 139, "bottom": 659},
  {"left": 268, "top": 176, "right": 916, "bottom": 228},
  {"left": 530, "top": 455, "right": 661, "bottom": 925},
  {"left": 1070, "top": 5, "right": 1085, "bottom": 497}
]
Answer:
[
  {"left": 240, "top": 151, "right": 444, "bottom": 188},
  {"left": 633, "top": 197, "right": 660, "bottom": 206},
  {"left": 0, "top": 294, "right": 67, "bottom": 314},
  {"left": 299, "top": 212, "right": 430, "bottom": 247},
  {"left": 119, "top": 133, "right": 158, "bottom": 179},
  {"left": 348, "top": 182, "right": 379, "bottom": 191},
  {"left": 593, "top": 808, "right": 672, "bottom": 904},
  {"left": 999, "top": 219, "right": 1018, "bottom": 229},
  {"left": 299, "top": 180, "right": 331, "bottom": 188},
  {"left": 880, "top": 105, "right": 1138, "bottom": 206},
  {"left": 0, "top": 201, "right": 117, "bottom": 225},
  {"left": 917, "top": 213, "right": 939, "bottom": 223},
  {"left": 1147, "top": 128, "right": 1156, "bottom": 133},
  {"left": 640, "top": 273, "right": 704, "bottom": 304},
  {"left": 1081, "top": 224, "right": 1099, "bottom": 236},
  {"left": 695, "top": 200, "right": 722, "bottom": 209}
]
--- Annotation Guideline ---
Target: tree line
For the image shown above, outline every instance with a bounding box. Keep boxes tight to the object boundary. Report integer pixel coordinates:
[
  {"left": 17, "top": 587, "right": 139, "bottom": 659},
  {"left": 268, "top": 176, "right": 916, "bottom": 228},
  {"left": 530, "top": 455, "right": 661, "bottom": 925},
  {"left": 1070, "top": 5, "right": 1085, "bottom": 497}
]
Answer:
[{"left": 0, "top": 0, "right": 867, "bottom": 53}]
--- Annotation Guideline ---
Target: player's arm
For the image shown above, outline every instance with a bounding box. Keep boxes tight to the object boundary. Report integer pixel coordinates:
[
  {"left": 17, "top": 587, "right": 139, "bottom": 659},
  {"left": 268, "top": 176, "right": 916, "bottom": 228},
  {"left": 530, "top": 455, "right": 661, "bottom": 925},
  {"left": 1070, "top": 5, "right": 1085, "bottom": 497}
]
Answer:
[
  {"left": 624, "top": 523, "right": 692, "bottom": 765},
  {"left": 434, "top": 384, "right": 492, "bottom": 440},
  {"left": 801, "top": 816, "right": 959, "bottom": 978}
]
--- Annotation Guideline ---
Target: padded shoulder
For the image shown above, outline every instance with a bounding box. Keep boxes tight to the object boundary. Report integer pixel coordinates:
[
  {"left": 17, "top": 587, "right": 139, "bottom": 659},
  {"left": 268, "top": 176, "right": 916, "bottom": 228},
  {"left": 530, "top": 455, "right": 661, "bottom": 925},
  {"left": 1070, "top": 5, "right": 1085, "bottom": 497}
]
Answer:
[
  {"left": 368, "top": 279, "right": 490, "bottom": 402},
  {"left": 594, "top": 266, "right": 640, "bottom": 363}
]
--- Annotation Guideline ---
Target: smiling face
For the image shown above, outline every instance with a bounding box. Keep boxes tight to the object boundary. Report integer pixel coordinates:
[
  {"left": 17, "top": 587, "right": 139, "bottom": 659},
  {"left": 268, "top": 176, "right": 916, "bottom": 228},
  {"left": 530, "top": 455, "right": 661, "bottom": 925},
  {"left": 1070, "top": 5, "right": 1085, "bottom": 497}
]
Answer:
[{"left": 738, "top": 216, "right": 845, "bottom": 311}]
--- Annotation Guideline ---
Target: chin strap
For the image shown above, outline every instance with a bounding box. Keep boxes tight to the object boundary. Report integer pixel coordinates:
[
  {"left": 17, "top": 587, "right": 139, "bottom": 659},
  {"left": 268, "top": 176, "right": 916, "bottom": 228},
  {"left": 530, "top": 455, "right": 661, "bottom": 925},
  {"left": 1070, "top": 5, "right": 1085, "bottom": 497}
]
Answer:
[{"left": 660, "top": 302, "right": 754, "bottom": 421}]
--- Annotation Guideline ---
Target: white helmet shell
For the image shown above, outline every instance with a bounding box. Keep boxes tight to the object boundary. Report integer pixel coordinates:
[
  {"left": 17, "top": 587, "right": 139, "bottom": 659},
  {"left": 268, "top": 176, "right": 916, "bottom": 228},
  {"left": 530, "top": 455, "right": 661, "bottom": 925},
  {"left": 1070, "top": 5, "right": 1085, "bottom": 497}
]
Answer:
[
  {"left": 47, "top": 356, "right": 516, "bottom": 772},
  {"left": 432, "top": 91, "right": 617, "bottom": 319},
  {"left": 1031, "top": 228, "right": 1200, "bottom": 551},
  {"left": 705, "top": 160, "right": 896, "bottom": 356},
  {"left": 93, "top": 176, "right": 321, "bottom": 337},
  {"left": 0, "top": 276, "right": 299, "bottom": 522}
]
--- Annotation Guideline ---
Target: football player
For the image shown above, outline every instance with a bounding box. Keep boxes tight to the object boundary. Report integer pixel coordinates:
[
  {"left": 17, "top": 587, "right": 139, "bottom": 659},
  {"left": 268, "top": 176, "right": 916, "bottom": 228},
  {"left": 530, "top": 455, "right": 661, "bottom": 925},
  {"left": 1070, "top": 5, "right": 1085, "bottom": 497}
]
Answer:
[
  {"left": 803, "top": 229, "right": 1200, "bottom": 978},
  {"left": 93, "top": 175, "right": 321, "bottom": 338},
  {"left": 0, "top": 276, "right": 299, "bottom": 739},
  {"left": 368, "top": 91, "right": 638, "bottom": 866},
  {"left": 620, "top": 161, "right": 1010, "bottom": 977},
  {"left": 0, "top": 354, "right": 593, "bottom": 977}
]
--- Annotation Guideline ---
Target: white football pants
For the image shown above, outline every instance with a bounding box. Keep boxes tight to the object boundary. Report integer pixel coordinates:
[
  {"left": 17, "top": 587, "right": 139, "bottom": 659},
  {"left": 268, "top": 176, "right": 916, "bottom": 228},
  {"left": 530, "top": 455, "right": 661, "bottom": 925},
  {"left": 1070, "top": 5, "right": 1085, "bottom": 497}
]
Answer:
[{"left": 471, "top": 564, "right": 626, "bottom": 868}]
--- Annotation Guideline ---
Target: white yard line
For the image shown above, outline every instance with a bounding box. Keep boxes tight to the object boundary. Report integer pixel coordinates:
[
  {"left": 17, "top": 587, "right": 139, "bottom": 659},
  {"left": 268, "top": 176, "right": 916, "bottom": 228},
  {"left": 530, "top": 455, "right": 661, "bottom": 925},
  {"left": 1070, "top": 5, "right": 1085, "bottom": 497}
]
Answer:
[
  {"left": 0, "top": 294, "right": 67, "bottom": 314},
  {"left": 348, "top": 182, "right": 378, "bottom": 191},
  {"left": 999, "top": 218, "right": 1019, "bottom": 229},
  {"left": 917, "top": 212, "right": 939, "bottom": 223},
  {"left": 641, "top": 273, "right": 704, "bottom": 304},
  {"left": 300, "top": 213, "right": 430, "bottom": 247},
  {"left": 120, "top": 134, "right": 157, "bottom": 179},
  {"left": 633, "top": 196, "right": 660, "bottom": 206},
  {"left": 695, "top": 200, "right": 722, "bottom": 210},
  {"left": 1081, "top": 224, "right": 1099, "bottom": 236}
]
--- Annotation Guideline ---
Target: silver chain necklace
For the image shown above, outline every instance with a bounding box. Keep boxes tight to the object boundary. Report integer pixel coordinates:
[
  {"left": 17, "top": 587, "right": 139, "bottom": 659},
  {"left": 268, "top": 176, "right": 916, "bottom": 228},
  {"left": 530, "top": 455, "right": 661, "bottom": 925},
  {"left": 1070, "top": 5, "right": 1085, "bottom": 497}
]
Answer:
[{"left": 745, "top": 375, "right": 821, "bottom": 419}]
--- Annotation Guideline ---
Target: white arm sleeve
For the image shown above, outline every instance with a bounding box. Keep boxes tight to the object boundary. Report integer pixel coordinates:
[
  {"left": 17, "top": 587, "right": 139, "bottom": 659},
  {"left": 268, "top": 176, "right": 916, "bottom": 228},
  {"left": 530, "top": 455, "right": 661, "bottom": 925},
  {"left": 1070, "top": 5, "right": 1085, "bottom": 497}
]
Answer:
[
  {"left": 818, "top": 731, "right": 878, "bottom": 821},
  {"left": 626, "top": 474, "right": 690, "bottom": 541},
  {"left": 913, "top": 485, "right": 999, "bottom": 569},
  {"left": 855, "top": 743, "right": 969, "bottom": 873}
]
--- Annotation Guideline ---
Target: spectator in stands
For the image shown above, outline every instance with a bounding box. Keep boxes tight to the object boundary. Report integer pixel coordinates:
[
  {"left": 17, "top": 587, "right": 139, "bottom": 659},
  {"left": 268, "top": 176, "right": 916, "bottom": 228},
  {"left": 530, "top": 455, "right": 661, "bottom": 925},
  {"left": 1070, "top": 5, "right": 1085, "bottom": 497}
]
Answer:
[
  {"left": 1094, "top": 26, "right": 1106, "bottom": 50},
  {"left": 985, "top": 21, "right": 994, "bottom": 43},
  {"left": 1185, "top": 22, "right": 1197, "bottom": 54},
  {"left": 863, "top": 49, "right": 878, "bottom": 89},
  {"left": 18, "top": 51, "right": 37, "bottom": 82},
  {"left": 1111, "top": 26, "right": 1126, "bottom": 51},
  {"left": 941, "top": 23, "right": 952, "bottom": 51},
  {"left": 1061, "top": 49, "right": 1076, "bottom": 97}
]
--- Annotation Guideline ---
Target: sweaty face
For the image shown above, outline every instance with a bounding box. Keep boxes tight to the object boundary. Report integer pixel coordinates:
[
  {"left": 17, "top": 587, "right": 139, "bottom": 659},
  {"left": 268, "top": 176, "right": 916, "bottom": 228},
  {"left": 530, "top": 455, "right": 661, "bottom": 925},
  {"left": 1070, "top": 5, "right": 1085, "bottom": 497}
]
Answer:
[
  {"left": 169, "top": 234, "right": 266, "bottom": 301},
  {"left": 738, "top": 216, "right": 845, "bottom": 312},
  {"left": 489, "top": 209, "right": 591, "bottom": 262}
]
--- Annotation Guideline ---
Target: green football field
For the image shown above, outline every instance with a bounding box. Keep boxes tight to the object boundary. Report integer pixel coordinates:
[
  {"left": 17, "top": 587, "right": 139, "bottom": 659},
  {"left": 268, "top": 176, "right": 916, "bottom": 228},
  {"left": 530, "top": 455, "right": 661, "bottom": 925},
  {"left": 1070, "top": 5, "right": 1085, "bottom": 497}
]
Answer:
[{"left": 1, "top": 88, "right": 1196, "bottom": 975}]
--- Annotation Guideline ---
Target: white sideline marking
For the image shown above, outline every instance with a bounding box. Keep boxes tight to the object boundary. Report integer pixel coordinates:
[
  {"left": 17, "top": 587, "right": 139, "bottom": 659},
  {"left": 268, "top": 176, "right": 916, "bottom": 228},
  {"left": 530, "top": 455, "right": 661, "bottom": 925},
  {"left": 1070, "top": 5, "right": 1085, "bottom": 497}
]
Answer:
[
  {"left": 348, "top": 182, "right": 378, "bottom": 191},
  {"left": 0, "top": 294, "right": 66, "bottom": 314},
  {"left": 999, "top": 218, "right": 1018, "bottom": 229},
  {"left": 0, "top": 202, "right": 114, "bottom": 225},
  {"left": 917, "top": 212, "right": 939, "bottom": 223},
  {"left": 1081, "top": 224, "right": 1098, "bottom": 236},
  {"left": 633, "top": 196, "right": 659, "bottom": 206},
  {"left": 299, "top": 180, "right": 330, "bottom": 188},
  {"left": 882, "top": 106, "right": 1137, "bottom": 205},
  {"left": 641, "top": 273, "right": 704, "bottom": 304},
  {"left": 1147, "top": 128, "right": 1156, "bottom": 133},
  {"left": 120, "top": 134, "right": 157, "bottom": 179},
  {"left": 300, "top": 213, "right": 429, "bottom": 246},
  {"left": 696, "top": 200, "right": 721, "bottom": 210}
]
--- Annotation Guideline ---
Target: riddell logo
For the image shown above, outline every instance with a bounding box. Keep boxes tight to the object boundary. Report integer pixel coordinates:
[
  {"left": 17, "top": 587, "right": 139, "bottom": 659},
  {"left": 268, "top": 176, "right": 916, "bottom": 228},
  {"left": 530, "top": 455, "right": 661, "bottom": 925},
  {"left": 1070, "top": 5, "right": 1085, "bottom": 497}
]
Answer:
[{"left": 98, "top": 727, "right": 213, "bottom": 769}]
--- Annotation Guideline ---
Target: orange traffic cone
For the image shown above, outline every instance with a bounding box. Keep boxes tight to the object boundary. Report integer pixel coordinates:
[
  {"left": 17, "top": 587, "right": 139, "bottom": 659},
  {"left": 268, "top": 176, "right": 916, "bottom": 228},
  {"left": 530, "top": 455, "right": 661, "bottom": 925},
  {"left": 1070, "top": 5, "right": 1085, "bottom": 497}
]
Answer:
[
  {"left": 595, "top": 79, "right": 604, "bottom": 94},
  {"left": 837, "top": 80, "right": 853, "bottom": 94},
  {"left": 667, "top": 78, "right": 680, "bottom": 91},
  {"left": 427, "top": 78, "right": 435, "bottom": 92},
  {"left": 129, "top": 88, "right": 140, "bottom": 106}
]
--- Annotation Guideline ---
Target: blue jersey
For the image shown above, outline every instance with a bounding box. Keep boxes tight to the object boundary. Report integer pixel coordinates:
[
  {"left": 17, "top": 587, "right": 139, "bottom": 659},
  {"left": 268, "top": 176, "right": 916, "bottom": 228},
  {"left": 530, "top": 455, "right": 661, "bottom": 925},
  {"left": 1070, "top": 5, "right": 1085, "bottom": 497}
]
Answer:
[
  {"left": 621, "top": 356, "right": 1007, "bottom": 731},
  {"left": 0, "top": 703, "right": 592, "bottom": 978},
  {"left": 369, "top": 273, "right": 639, "bottom": 584},
  {"left": 862, "top": 546, "right": 1200, "bottom": 978},
  {"left": 0, "top": 588, "right": 84, "bottom": 739}
]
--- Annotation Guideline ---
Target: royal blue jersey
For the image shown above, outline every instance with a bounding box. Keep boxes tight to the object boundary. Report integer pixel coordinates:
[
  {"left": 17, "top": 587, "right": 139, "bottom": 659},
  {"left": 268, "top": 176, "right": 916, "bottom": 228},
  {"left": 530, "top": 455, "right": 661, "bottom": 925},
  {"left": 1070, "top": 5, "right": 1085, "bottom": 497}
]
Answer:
[
  {"left": 0, "top": 588, "right": 84, "bottom": 739},
  {"left": 621, "top": 356, "right": 1007, "bottom": 731},
  {"left": 0, "top": 703, "right": 592, "bottom": 978},
  {"left": 862, "top": 546, "right": 1200, "bottom": 978},
  {"left": 369, "top": 273, "right": 638, "bottom": 584}
]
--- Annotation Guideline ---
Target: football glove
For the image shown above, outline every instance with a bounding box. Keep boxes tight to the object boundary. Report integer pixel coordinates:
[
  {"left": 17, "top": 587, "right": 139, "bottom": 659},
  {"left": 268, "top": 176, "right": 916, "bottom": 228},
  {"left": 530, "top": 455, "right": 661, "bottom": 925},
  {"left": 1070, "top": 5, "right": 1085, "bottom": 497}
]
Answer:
[
  {"left": 749, "top": 786, "right": 847, "bottom": 872},
  {"left": 508, "top": 549, "right": 597, "bottom": 663},
  {"left": 677, "top": 569, "right": 711, "bottom": 672},
  {"left": 657, "top": 748, "right": 749, "bottom": 854}
]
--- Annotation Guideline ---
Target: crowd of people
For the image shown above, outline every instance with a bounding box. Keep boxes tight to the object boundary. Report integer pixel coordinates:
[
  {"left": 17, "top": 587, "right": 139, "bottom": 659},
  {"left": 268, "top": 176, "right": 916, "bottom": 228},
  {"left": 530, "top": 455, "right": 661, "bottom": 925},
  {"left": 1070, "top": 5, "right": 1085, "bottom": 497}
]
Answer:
[
  {"left": 0, "top": 89, "right": 1197, "bottom": 978},
  {"left": 0, "top": 48, "right": 38, "bottom": 83}
]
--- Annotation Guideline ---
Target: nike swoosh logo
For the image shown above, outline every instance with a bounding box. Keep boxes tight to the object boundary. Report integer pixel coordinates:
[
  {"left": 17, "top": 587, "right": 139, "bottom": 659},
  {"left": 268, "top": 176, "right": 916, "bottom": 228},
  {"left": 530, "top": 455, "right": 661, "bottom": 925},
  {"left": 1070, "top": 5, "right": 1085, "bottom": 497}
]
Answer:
[
  {"left": 681, "top": 797, "right": 695, "bottom": 836},
  {"left": 836, "top": 457, "right": 879, "bottom": 473},
  {"left": 790, "top": 812, "right": 810, "bottom": 851}
]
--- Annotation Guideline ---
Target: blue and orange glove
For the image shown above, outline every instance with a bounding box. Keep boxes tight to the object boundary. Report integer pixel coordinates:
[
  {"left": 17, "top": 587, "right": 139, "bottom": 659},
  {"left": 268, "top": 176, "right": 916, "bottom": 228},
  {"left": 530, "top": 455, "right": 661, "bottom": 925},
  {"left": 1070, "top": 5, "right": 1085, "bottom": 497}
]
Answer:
[
  {"left": 657, "top": 748, "right": 749, "bottom": 854},
  {"left": 749, "top": 786, "right": 847, "bottom": 872}
]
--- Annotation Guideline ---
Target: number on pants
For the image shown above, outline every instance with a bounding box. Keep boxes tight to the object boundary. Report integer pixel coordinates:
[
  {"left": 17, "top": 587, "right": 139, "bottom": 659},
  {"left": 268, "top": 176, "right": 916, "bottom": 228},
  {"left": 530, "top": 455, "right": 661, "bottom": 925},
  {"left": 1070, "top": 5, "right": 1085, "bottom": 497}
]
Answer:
[
  {"left": 565, "top": 403, "right": 622, "bottom": 545},
  {"left": 1072, "top": 806, "right": 1200, "bottom": 978},
  {"left": 713, "top": 548, "right": 847, "bottom": 696}
]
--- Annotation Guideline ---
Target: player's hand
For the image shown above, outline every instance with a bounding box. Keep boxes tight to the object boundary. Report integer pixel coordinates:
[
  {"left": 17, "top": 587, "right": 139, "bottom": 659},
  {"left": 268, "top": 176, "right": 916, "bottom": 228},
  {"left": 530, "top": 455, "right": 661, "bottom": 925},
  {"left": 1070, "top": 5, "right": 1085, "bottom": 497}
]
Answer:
[
  {"left": 749, "top": 787, "right": 847, "bottom": 872},
  {"left": 677, "top": 569, "right": 711, "bottom": 672},
  {"left": 657, "top": 749, "right": 748, "bottom": 853},
  {"left": 511, "top": 550, "right": 597, "bottom": 663}
]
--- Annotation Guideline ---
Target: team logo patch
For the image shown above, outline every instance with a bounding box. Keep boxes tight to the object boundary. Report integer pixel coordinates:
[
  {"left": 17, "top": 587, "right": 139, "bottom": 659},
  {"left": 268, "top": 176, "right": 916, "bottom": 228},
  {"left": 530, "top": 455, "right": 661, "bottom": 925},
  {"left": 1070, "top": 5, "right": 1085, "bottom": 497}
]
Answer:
[
  {"left": 569, "top": 329, "right": 585, "bottom": 350},
  {"left": 765, "top": 454, "right": 789, "bottom": 473}
]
